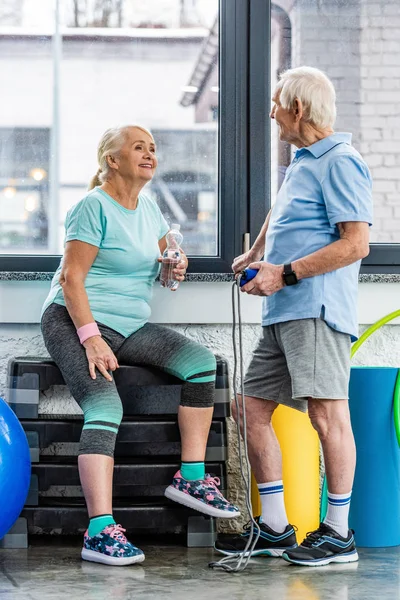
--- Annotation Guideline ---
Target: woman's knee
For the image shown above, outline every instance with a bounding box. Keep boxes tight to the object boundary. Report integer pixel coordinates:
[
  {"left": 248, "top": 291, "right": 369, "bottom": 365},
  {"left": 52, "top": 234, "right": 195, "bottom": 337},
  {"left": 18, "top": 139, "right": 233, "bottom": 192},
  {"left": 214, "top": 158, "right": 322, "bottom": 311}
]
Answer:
[
  {"left": 181, "top": 345, "right": 216, "bottom": 383},
  {"left": 179, "top": 345, "right": 216, "bottom": 409},
  {"left": 79, "top": 392, "right": 123, "bottom": 457}
]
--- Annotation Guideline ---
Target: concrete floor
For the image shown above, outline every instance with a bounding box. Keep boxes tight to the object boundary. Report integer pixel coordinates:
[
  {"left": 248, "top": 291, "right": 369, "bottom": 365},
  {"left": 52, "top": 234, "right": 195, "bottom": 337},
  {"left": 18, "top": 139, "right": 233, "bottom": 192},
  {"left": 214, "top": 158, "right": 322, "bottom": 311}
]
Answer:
[{"left": 1, "top": 538, "right": 400, "bottom": 600}]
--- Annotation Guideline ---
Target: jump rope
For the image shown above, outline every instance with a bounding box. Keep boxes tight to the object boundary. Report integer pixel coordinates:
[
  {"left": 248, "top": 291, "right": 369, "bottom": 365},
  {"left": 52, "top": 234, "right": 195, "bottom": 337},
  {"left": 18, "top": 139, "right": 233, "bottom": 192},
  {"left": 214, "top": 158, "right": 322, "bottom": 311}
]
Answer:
[{"left": 209, "top": 268, "right": 262, "bottom": 573}]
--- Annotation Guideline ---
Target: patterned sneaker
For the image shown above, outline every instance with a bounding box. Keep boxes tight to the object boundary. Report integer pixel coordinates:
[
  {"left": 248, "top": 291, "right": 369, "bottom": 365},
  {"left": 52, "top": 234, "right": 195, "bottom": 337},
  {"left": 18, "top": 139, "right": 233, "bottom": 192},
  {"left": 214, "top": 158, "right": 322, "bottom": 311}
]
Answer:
[
  {"left": 214, "top": 516, "right": 298, "bottom": 557},
  {"left": 282, "top": 522, "right": 359, "bottom": 567},
  {"left": 164, "top": 471, "right": 240, "bottom": 518},
  {"left": 81, "top": 524, "right": 145, "bottom": 566}
]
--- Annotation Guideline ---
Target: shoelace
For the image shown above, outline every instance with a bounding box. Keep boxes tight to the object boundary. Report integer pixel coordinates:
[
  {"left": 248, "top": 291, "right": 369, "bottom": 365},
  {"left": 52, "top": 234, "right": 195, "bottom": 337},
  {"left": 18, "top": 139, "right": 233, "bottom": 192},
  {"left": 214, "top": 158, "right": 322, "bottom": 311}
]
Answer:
[
  {"left": 301, "top": 525, "right": 329, "bottom": 548},
  {"left": 104, "top": 524, "right": 128, "bottom": 544},
  {"left": 242, "top": 517, "right": 261, "bottom": 534},
  {"left": 241, "top": 519, "right": 297, "bottom": 538},
  {"left": 205, "top": 475, "right": 221, "bottom": 489}
]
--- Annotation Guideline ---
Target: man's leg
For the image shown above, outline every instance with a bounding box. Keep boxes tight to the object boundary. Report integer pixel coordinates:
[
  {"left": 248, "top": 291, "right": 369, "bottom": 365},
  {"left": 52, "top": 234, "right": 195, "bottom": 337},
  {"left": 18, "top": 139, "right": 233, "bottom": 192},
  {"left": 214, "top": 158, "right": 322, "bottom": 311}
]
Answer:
[
  {"left": 308, "top": 398, "right": 356, "bottom": 536},
  {"left": 232, "top": 395, "right": 281, "bottom": 482},
  {"left": 214, "top": 394, "right": 297, "bottom": 557},
  {"left": 232, "top": 395, "right": 289, "bottom": 533},
  {"left": 279, "top": 319, "right": 358, "bottom": 566},
  {"left": 283, "top": 396, "right": 358, "bottom": 566}
]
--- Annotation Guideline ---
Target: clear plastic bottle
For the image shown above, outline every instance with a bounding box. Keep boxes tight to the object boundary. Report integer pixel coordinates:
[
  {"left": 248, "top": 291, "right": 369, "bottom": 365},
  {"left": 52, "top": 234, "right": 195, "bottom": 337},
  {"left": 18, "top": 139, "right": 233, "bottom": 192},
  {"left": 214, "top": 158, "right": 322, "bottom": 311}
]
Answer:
[{"left": 160, "top": 224, "right": 183, "bottom": 291}]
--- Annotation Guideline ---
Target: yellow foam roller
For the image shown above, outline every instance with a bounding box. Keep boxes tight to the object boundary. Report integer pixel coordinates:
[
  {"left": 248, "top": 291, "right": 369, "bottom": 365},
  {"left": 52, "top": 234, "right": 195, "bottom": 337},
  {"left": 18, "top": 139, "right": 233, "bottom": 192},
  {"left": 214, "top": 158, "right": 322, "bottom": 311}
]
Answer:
[{"left": 251, "top": 404, "right": 320, "bottom": 544}]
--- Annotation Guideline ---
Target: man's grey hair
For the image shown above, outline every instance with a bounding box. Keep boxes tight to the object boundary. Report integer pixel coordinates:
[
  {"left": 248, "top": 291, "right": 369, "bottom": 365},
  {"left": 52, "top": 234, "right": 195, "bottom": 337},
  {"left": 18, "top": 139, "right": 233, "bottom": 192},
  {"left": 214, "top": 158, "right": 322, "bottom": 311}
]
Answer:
[{"left": 276, "top": 66, "right": 336, "bottom": 128}]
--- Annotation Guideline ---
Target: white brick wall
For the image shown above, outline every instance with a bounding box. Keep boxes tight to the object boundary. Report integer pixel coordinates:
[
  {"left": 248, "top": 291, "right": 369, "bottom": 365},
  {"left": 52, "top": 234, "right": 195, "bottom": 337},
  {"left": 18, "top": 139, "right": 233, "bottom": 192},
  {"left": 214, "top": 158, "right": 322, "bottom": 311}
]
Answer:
[
  {"left": 1, "top": 318, "right": 399, "bottom": 532},
  {"left": 360, "top": 0, "right": 400, "bottom": 241}
]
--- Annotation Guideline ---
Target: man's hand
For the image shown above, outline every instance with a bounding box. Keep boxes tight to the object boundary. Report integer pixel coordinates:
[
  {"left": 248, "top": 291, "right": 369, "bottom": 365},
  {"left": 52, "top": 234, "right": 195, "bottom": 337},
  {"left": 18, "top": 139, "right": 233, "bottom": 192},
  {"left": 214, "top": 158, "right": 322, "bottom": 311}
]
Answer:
[
  {"left": 232, "top": 249, "right": 261, "bottom": 274},
  {"left": 241, "top": 261, "right": 284, "bottom": 296}
]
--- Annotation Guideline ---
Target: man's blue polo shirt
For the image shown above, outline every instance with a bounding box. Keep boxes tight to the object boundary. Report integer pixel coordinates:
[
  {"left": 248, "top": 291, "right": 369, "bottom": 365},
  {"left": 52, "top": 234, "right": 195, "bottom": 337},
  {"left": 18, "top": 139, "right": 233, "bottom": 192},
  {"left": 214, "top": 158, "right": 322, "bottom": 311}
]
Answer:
[{"left": 262, "top": 132, "right": 373, "bottom": 341}]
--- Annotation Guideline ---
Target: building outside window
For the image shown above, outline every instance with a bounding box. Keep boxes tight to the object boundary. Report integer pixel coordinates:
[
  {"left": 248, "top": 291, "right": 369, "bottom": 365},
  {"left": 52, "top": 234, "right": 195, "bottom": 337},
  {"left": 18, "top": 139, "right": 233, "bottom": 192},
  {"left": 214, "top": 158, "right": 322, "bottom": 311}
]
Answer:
[{"left": 0, "top": 0, "right": 219, "bottom": 256}]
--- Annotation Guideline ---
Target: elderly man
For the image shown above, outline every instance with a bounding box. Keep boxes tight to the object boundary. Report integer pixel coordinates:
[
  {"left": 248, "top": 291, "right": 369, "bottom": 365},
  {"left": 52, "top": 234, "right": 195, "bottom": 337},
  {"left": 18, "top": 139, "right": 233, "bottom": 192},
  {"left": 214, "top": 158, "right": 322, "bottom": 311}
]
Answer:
[{"left": 215, "top": 66, "right": 373, "bottom": 566}]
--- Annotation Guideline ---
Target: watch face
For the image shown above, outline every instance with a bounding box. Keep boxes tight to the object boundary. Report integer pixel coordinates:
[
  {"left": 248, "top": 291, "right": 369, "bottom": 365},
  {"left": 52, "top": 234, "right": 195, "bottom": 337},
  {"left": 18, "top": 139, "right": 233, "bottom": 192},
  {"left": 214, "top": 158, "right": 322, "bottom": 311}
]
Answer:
[{"left": 285, "top": 273, "right": 298, "bottom": 286}]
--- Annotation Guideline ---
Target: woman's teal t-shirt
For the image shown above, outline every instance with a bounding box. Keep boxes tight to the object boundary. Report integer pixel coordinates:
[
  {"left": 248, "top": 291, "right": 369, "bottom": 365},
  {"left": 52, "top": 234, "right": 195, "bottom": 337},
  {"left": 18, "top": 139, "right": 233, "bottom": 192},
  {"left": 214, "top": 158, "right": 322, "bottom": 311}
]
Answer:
[{"left": 42, "top": 187, "right": 170, "bottom": 337}]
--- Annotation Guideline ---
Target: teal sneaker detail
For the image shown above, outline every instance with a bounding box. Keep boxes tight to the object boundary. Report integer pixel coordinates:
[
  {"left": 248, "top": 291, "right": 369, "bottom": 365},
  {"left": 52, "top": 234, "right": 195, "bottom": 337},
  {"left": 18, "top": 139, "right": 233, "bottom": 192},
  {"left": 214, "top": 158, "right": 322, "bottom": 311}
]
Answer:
[{"left": 81, "top": 524, "right": 145, "bottom": 566}]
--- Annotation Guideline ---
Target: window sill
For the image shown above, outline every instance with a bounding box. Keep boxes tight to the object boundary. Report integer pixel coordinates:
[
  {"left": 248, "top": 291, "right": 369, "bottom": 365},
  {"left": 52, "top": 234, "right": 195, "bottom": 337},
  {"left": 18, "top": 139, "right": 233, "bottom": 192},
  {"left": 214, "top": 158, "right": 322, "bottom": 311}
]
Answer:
[
  {"left": 0, "top": 273, "right": 398, "bottom": 325},
  {"left": 0, "top": 272, "right": 399, "bottom": 283}
]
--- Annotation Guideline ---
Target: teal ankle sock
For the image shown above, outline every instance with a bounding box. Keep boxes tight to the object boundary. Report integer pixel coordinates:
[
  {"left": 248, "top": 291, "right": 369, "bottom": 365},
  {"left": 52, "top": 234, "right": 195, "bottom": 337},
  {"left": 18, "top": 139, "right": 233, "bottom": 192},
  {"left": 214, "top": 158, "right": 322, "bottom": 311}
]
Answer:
[
  {"left": 181, "top": 461, "right": 205, "bottom": 481},
  {"left": 88, "top": 514, "right": 116, "bottom": 537}
]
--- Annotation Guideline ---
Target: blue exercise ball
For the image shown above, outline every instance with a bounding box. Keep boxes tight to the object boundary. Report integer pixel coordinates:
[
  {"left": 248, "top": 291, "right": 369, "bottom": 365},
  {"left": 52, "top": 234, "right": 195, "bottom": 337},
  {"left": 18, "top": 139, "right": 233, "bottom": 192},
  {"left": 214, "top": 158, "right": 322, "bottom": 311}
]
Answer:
[{"left": 0, "top": 398, "right": 31, "bottom": 540}]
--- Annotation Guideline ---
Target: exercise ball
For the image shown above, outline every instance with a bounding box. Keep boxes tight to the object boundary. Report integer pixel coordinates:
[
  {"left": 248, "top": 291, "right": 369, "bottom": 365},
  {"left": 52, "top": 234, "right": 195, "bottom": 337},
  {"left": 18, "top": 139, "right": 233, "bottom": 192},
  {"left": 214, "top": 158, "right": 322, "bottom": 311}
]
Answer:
[{"left": 0, "top": 398, "right": 31, "bottom": 540}]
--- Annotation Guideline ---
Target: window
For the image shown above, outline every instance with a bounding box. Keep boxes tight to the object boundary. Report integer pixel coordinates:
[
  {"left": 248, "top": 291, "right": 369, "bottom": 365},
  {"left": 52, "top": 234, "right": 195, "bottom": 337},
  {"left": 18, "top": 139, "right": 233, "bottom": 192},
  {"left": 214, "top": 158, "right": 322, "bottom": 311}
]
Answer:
[
  {"left": 2, "top": 1, "right": 396, "bottom": 274},
  {"left": 0, "top": 0, "right": 244, "bottom": 272},
  {"left": 269, "top": 0, "right": 400, "bottom": 272},
  {"left": 0, "top": 128, "right": 50, "bottom": 251}
]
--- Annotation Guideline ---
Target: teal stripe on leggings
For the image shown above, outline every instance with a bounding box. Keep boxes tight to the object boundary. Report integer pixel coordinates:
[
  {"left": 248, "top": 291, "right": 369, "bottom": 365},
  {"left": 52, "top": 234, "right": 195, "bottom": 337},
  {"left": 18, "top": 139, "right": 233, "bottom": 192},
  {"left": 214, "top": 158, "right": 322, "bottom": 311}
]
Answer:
[
  {"left": 165, "top": 344, "right": 216, "bottom": 382},
  {"left": 186, "top": 374, "right": 216, "bottom": 383},
  {"left": 80, "top": 391, "right": 123, "bottom": 432},
  {"left": 84, "top": 424, "right": 119, "bottom": 433}
]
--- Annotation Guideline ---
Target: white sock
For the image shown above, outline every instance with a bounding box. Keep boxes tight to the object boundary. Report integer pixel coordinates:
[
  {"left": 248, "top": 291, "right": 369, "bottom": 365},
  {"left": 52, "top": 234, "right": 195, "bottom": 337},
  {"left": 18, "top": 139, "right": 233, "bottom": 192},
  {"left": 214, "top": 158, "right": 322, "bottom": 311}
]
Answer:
[
  {"left": 323, "top": 491, "right": 352, "bottom": 538},
  {"left": 257, "top": 480, "right": 289, "bottom": 533}
]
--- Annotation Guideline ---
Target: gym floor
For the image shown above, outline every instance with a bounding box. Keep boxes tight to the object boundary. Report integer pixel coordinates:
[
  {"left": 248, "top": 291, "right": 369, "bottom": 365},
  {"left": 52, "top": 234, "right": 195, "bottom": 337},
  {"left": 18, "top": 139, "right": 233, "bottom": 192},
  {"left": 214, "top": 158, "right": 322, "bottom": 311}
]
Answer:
[{"left": 0, "top": 538, "right": 399, "bottom": 600}]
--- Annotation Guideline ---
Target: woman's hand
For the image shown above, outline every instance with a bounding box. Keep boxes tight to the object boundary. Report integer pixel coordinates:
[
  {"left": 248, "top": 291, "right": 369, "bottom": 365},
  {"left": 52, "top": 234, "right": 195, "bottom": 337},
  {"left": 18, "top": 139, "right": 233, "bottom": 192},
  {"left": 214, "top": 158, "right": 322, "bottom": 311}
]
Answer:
[
  {"left": 83, "top": 336, "right": 119, "bottom": 381},
  {"left": 158, "top": 250, "right": 188, "bottom": 290},
  {"left": 172, "top": 251, "right": 188, "bottom": 284}
]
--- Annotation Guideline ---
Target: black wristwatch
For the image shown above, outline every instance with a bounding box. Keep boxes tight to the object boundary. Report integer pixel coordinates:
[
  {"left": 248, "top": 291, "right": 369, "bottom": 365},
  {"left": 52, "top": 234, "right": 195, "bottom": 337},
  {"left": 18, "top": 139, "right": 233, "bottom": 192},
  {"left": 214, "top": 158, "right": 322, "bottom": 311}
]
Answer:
[{"left": 283, "top": 263, "right": 298, "bottom": 286}]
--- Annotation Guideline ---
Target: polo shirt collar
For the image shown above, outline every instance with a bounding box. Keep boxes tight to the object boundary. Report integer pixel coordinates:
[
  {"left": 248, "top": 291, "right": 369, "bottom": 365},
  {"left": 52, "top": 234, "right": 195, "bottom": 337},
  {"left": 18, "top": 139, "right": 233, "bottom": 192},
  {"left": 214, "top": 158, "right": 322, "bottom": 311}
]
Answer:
[{"left": 295, "top": 132, "right": 352, "bottom": 159}]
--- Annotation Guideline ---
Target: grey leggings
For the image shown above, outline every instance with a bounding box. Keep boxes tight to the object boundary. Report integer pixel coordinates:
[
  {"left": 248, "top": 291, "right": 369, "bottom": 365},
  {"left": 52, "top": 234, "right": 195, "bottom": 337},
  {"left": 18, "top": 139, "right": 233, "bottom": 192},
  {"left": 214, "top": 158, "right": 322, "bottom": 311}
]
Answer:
[{"left": 41, "top": 303, "right": 216, "bottom": 457}]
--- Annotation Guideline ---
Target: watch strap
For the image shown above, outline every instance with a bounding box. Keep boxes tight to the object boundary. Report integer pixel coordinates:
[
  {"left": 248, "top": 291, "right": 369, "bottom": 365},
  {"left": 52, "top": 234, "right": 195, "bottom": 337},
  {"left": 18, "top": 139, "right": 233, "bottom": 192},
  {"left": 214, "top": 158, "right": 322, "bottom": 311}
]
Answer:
[{"left": 283, "top": 263, "right": 292, "bottom": 274}]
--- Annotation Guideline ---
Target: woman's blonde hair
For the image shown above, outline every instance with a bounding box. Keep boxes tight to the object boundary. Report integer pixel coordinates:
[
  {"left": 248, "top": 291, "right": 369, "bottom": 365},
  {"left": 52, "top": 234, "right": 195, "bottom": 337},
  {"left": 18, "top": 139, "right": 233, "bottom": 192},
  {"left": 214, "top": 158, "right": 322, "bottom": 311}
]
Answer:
[{"left": 88, "top": 125, "right": 154, "bottom": 190}]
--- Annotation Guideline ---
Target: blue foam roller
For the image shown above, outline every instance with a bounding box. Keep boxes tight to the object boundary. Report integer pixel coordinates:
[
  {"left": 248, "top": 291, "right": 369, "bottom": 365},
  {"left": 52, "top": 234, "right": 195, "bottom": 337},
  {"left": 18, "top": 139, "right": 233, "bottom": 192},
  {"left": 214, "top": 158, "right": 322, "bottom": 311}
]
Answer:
[
  {"left": 349, "top": 366, "right": 400, "bottom": 547},
  {"left": 0, "top": 398, "right": 31, "bottom": 540}
]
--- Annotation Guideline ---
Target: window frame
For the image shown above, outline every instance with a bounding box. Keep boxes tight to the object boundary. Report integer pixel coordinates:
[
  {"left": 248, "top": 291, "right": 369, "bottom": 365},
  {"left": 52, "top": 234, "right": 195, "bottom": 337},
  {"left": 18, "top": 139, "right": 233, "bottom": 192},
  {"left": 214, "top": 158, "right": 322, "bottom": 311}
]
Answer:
[
  {"left": 361, "top": 246, "right": 400, "bottom": 274},
  {"left": 0, "top": 0, "right": 250, "bottom": 274}
]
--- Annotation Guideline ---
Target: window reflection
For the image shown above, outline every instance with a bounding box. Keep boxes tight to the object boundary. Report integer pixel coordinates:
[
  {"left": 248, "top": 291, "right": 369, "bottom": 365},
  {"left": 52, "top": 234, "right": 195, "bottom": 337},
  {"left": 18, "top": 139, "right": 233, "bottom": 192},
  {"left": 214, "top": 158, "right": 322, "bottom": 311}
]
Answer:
[{"left": 0, "top": 0, "right": 219, "bottom": 255}]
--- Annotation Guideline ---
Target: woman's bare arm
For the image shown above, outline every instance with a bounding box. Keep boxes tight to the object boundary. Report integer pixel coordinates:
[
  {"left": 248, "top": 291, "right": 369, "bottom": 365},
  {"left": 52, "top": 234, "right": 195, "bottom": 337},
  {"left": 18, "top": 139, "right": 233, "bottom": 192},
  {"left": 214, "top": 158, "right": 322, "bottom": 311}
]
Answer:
[
  {"left": 59, "top": 240, "right": 99, "bottom": 328},
  {"left": 60, "top": 240, "right": 118, "bottom": 380}
]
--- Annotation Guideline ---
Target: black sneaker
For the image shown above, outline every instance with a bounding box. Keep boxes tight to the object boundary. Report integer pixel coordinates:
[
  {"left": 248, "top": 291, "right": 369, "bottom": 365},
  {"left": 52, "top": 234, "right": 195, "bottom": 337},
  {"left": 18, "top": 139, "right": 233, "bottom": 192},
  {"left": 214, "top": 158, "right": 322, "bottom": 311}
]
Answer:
[
  {"left": 214, "top": 517, "right": 298, "bottom": 558},
  {"left": 282, "top": 522, "right": 359, "bottom": 567}
]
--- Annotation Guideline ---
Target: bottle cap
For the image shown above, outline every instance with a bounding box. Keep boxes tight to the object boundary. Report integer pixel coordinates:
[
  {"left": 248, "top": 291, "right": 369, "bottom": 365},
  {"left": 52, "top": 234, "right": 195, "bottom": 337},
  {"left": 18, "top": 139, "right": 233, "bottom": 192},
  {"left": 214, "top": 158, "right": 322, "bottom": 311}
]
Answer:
[{"left": 171, "top": 223, "right": 181, "bottom": 231}]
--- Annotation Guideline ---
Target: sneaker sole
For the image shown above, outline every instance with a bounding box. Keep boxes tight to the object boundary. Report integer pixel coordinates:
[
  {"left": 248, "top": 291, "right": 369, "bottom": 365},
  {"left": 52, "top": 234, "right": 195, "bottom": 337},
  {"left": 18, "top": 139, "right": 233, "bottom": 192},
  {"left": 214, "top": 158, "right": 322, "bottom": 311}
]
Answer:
[
  {"left": 165, "top": 486, "right": 241, "bottom": 519},
  {"left": 282, "top": 549, "right": 359, "bottom": 567},
  {"left": 81, "top": 548, "right": 145, "bottom": 566},
  {"left": 214, "top": 546, "right": 295, "bottom": 558}
]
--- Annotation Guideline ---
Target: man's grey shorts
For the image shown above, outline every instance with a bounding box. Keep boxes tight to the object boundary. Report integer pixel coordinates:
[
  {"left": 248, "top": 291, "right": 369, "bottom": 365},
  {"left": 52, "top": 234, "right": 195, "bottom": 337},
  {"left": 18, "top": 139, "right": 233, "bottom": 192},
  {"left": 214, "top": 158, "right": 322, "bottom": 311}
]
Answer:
[{"left": 244, "top": 318, "right": 352, "bottom": 413}]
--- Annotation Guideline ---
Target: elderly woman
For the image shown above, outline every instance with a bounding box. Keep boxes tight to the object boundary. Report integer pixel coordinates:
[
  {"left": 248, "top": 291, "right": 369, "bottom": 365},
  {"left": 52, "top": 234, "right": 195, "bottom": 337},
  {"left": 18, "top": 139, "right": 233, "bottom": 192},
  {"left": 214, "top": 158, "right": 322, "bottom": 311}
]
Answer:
[{"left": 41, "top": 125, "right": 239, "bottom": 567}]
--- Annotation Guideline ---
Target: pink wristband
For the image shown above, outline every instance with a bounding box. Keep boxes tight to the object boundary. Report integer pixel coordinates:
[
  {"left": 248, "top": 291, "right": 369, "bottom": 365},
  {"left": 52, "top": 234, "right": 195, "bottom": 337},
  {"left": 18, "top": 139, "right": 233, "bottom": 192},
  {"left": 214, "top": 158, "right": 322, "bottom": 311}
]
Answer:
[{"left": 77, "top": 322, "right": 102, "bottom": 345}]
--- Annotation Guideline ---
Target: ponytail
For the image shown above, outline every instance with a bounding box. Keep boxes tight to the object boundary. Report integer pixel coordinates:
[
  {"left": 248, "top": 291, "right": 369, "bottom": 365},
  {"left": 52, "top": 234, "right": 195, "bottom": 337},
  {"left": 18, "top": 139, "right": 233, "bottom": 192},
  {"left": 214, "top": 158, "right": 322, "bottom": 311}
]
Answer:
[{"left": 88, "top": 168, "right": 102, "bottom": 190}]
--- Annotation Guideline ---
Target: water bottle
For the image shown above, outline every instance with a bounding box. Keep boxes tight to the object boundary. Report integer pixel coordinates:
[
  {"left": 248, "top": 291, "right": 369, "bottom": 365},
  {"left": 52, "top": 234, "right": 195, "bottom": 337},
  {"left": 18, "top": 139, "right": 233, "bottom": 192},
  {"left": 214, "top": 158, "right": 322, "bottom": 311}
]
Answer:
[{"left": 160, "top": 224, "right": 183, "bottom": 291}]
